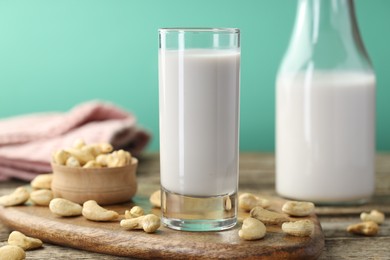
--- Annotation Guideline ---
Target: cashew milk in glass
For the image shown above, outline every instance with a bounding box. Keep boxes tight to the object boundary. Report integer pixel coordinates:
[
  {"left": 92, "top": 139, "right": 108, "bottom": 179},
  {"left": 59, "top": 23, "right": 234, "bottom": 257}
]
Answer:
[{"left": 159, "top": 49, "right": 240, "bottom": 196}]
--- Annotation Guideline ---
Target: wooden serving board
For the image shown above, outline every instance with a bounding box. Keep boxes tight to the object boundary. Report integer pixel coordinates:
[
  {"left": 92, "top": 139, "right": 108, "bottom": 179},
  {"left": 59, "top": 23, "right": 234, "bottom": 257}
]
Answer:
[{"left": 0, "top": 195, "right": 324, "bottom": 259}]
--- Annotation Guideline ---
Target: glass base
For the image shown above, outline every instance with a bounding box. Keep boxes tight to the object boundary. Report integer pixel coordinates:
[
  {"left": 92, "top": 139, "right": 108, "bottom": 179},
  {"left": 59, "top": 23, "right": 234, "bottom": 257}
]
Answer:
[{"left": 161, "top": 188, "right": 237, "bottom": 231}]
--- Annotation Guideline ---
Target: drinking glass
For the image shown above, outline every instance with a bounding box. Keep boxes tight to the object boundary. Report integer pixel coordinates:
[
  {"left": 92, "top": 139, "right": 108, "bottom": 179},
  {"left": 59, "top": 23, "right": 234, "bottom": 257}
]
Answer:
[{"left": 158, "top": 28, "right": 240, "bottom": 231}]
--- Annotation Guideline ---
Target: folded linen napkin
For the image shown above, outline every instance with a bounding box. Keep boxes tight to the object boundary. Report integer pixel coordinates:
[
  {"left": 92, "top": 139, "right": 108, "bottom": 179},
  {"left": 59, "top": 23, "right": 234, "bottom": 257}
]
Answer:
[{"left": 0, "top": 101, "right": 151, "bottom": 181}]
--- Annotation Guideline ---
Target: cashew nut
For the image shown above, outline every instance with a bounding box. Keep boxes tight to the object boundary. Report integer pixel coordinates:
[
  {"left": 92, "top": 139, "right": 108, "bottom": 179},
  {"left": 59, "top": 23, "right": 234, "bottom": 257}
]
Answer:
[
  {"left": 282, "top": 201, "right": 315, "bottom": 217},
  {"left": 65, "top": 147, "right": 95, "bottom": 165},
  {"left": 8, "top": 231, "right": 43, "bottom": 250},
  {"left": 97, "top": 150, "right": 131, "bottom": 167},
  {"left": 149, "top": 190, "right": 161, "bottom": 208},
  {"left": 282, "top": 219, "right": 314, "bottom": 237},
  {"left": 120, "top": 214, "right": 161, "bottom": 233},
  {"left": 347, "top": 221, "right": 379, "bottom": 236},
  {"left": 125, "top": 206, "right": 145, "bottom": 219},
  {"left": 224, "top": 196, "right": 232, "bottom": 211},
  {"left": 95, "top": 154, "right": 108, "bottom": 166},
  {"left": 83, "top": 160, "right": 102, "bottom": 168},
  {"left": 65, "top": 156, "right": 81, "bottom": 167},
  {"left": 30, "top": 189, "right": 53, "bottom": 206},
  {"left": 87, "top": 143, "right": 113, "bottom": 156},
  {"left": 250, "top": 206, "right": 289, "bottom": 225},
  {"left": 0, "top": 245, "right": 26, "bottom": 260},
  {"left": 238, "top": 193, "right": 270, "bottom": 211},
  {"left": 30, "top": 173, "right": 53, "bottom": 190},
  {"left": 0, "top": 187, "right": 30, "bottom": 207},
  {"left": 238, "top": 217, "right": 266, "bottom": 240},
  {"left": 49, "top": 198, "right": 82, "bottom": 217},
  {"left": 52, "top": 150, "right": 71, "bottom": 165},
  {"left": 82, "top": 200, "right": 119, "bottom": 221},
  {"left": 360, "top": 210, "right": 385, "bottom": 225},
  {"left": 72, "top": 138, "right": 86, "bottom": 149}
]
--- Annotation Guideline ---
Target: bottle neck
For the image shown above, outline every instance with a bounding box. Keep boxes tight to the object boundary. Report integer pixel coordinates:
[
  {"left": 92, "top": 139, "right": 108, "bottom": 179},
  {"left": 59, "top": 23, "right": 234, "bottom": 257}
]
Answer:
[
  {"left": 297, "top": 0, "right": 355, "bottom": 44},
  {"left": 280, "top": 0, "right": 372, "bottom": 72}
]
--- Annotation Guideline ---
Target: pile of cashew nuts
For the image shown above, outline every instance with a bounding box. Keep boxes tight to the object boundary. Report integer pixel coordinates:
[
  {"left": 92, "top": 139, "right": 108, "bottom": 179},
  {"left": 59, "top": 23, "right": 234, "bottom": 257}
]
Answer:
[
  {"left": 236, "top": 192, "right": 385, "bottom": 240},
  {"left": 0, "top": 175, "right": 160, "bottom": 260},
  {"left": 237, "top": 193, "right": 316, "bottom": 240},
  {"left": 0, "top": 140, "right": 159, "bottom": 260},
  {"left": 52, "top": 139, "right": 132, "bottom": 168}
]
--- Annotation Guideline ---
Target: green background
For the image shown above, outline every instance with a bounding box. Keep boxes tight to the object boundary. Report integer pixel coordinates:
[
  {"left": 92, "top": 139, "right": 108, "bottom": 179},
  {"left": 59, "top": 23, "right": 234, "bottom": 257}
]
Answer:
[{"left": 0, "top": 0, "right": 389, "bottom": 151}]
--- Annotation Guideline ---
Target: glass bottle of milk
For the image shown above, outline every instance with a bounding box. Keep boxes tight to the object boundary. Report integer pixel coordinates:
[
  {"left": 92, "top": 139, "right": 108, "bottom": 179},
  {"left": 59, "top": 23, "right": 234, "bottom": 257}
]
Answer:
[{"left": 276, "top": 0, "right": 376, "bottom": 204}]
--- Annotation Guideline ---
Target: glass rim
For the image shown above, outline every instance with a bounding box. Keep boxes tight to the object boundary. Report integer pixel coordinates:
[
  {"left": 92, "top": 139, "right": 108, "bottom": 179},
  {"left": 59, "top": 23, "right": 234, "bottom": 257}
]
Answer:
[{"left": 159, "top": 27, "right": 240, "bottom": 33}]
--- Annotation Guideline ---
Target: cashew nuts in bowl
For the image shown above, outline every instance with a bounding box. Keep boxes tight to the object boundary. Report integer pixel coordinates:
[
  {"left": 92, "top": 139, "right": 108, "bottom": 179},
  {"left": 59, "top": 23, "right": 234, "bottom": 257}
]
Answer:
[{"left": 50, "top": 139, "right": 138, "bottom": 205}]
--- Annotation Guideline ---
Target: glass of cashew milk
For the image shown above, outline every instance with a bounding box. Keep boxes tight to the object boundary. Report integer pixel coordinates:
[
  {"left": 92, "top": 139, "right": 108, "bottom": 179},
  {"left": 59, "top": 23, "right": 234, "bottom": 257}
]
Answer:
[{"left": 158, "top": 28, "right": 240, "bottom": 231}]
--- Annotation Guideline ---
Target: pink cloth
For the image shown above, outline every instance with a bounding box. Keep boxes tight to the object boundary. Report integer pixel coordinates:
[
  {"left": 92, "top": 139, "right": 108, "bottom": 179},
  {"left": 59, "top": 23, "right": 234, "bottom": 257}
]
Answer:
[{"left": 0, "top": 101, "right": 151, "bottom": 181}]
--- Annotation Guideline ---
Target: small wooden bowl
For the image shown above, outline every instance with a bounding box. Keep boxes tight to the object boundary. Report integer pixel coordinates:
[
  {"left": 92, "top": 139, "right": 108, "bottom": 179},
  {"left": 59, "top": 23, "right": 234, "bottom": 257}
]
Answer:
[{"left": 51, "top": 158, "right": 138, "bottom": 205}]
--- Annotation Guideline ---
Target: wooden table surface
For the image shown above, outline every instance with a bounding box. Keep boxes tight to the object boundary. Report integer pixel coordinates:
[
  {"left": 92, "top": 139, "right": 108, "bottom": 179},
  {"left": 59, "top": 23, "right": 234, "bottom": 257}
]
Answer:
[{"left": 1, "top": 153, "right": 390, "bottom": 259}]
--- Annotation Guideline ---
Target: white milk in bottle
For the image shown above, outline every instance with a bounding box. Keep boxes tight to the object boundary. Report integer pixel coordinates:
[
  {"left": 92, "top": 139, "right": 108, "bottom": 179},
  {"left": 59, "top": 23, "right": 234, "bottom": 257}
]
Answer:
[
  {"left": 276, "top": 72, "right": 375, "bottom": 203},
  {"left": 275, "top": 0, "right": 376, "bottom": 204}
]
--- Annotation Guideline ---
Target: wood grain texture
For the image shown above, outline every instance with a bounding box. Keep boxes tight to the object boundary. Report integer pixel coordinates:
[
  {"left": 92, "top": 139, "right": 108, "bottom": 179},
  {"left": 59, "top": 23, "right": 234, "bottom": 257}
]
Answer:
[
  {"left": 0, "top": 195, "right": 324, "bottom": 259},
  {"left": 1, "top": 152, "right": 390, "bottom": 259}
]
